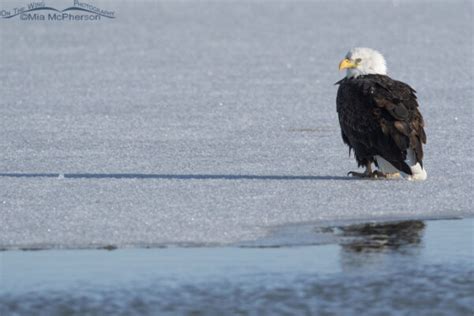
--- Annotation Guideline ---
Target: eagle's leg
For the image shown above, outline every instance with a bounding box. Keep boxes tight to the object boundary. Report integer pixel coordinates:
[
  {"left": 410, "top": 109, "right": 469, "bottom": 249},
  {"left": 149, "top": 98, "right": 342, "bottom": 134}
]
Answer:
[
  {"left": 348, "top": 163, "right": 386, "bottom": 179},
  {"left": 347, "top": 163, "right": 373, "bottom": 178}
]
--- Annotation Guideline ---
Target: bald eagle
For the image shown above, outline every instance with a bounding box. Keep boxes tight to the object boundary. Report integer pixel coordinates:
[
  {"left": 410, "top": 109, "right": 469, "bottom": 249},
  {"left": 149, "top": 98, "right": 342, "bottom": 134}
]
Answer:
[{"left": 336, "top": 47, "right": 427, "bottom": 180}]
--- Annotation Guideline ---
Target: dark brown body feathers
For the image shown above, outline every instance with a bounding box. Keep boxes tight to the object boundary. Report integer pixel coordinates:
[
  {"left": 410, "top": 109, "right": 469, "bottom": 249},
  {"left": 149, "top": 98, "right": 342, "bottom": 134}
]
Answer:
[{"left": 336, "top": 74, "right": 426, "bottom": 175}]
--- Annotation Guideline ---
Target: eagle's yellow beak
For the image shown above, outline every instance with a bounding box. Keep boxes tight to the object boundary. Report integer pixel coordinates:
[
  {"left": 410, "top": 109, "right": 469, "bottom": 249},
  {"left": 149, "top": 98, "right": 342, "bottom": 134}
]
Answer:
[{"left": 339, "top": 58, "right": 357, "bottom": 70}]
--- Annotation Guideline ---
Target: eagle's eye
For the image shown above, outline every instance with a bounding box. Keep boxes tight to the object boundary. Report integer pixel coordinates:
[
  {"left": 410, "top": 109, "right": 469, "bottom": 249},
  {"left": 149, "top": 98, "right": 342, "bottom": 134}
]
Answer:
[{"left": 355, "top": 58, "right": 362, "bottom": 63}]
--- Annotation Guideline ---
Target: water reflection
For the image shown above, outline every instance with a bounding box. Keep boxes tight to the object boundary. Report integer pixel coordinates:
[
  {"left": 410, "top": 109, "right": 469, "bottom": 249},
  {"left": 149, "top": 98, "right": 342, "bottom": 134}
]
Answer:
[
  {"left": 336, "top": 220, "right": 426, "bottom": 271},
  {"left": 339, "top": 220, "right": 425, "bottom": 252}
]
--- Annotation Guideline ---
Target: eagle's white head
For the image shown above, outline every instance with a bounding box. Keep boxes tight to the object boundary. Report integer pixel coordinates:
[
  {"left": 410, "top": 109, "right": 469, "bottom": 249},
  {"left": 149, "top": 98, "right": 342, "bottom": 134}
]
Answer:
[{"left": 339, "top": 47, "right": 387, "bottom": 78}]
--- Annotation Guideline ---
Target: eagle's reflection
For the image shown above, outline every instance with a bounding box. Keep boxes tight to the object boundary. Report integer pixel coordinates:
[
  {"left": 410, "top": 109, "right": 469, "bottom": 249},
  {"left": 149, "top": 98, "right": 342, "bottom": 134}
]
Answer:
[
  {"left": 336, "top": 220, "right": 426, "bottom": 271},
  {"left": 339, "top": 220, "right": 425, "bottom": 252}
]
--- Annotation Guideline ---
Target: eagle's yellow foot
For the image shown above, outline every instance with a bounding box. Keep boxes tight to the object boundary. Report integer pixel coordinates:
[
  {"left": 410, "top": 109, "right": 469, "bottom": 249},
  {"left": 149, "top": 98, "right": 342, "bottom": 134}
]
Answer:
[
  {"left": 347, "top": 170, "right": 386, "bottom": 179},
  {"left": 372, "top": 170, "right": 387, "bottom": 178},
  {"left": 384, "top": 172, "right": 401, "bottom": 179}
]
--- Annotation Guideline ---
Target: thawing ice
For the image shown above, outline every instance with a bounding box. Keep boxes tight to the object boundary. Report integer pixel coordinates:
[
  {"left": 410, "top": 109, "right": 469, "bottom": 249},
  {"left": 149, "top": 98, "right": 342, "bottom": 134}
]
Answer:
[{"left": 0, "top": 0, "right": 472, "bottom": 249}]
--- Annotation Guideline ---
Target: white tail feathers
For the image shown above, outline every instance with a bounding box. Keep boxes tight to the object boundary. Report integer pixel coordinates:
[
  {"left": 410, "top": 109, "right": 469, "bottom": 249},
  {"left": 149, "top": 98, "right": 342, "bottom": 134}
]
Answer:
[
  {"left": 405, "top": 149, "right": 427, "bottom": 181},
  {"left": 374, "top": 150, "right": 427, "bottom": 181},
  {"left": 406, "top": 163, "right": 427, "bottom": 181}
]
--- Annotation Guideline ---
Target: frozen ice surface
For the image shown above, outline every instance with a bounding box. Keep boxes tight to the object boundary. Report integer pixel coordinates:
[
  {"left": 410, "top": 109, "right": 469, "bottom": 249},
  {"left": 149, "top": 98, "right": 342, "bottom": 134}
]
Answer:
[{"left": 0, "top": 1, "right": 472, "bottom": 249}]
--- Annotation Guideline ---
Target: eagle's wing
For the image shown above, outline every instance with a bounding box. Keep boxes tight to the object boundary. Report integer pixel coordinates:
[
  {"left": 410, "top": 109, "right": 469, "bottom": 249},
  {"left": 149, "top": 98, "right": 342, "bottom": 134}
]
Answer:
[
  {"left": 336, "top": 75, "right": 426, "bottom": 174},
  {"left": 368, "top": 76, "right": 426, "bottom": 165}
]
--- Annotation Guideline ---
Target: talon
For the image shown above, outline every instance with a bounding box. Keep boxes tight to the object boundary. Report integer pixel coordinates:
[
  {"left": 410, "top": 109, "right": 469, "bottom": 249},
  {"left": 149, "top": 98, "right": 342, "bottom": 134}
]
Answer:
[
  {"left": 347, "top": 163, "right": 376, "bottom": 179},
  {"left": 347, "top": 166, "right": 395, "bottom": 180},
  {"left": 372, "top": 171, "right": 386, "bottom": 178},
  {"left": 347, "top": 171, "right": 370, "bottom": 178}
]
